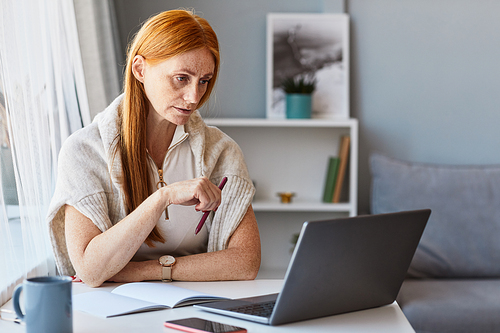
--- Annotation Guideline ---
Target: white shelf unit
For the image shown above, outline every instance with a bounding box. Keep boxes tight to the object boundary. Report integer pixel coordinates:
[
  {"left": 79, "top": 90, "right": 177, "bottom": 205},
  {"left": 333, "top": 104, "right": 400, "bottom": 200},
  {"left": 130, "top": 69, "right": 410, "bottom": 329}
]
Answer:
[{"left": 205, "top": 118, "right": 358, "bottom": 217}]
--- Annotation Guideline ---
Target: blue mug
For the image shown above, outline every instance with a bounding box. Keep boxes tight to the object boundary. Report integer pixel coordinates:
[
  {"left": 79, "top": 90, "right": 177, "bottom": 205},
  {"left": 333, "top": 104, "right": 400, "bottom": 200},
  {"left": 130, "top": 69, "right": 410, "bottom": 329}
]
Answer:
[{"left": 12, "top": 276, "right": 73, "bottom": 333}]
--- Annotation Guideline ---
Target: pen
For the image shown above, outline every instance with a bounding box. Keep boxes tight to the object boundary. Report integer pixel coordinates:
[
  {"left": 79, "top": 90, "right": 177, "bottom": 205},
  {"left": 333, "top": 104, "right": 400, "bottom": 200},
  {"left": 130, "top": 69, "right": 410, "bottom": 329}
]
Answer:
[{"left": 195, "top": 177, "right": 228, "bottom": 235}]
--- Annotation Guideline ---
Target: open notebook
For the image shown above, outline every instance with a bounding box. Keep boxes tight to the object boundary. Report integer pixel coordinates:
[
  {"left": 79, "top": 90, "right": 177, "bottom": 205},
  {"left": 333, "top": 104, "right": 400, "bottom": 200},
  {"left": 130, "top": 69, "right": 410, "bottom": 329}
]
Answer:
[{"left": 74, "top": 282, "right": 228, "bottom": 317}]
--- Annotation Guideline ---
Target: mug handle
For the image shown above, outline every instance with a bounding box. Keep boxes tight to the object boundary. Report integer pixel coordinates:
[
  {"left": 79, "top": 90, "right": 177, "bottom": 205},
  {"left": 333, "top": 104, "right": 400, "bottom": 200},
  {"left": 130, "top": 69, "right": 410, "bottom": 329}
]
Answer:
[{"left": 12, "top": 284, "right": 25, "bottom": 321}]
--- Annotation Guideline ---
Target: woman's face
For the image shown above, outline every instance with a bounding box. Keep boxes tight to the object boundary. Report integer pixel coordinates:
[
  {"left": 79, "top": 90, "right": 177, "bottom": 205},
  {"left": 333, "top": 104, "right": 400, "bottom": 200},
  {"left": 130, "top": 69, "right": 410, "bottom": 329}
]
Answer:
[{"left": 133, "top": 48, "right": 215, "bottom": 126}]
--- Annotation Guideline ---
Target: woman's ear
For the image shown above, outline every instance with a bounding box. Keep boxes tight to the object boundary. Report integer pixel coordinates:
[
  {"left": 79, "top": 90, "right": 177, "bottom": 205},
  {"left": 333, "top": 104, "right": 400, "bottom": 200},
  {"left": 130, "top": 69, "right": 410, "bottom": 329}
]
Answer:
[{"left": 132, "top": 55, "right": 146, "bottom": 83}]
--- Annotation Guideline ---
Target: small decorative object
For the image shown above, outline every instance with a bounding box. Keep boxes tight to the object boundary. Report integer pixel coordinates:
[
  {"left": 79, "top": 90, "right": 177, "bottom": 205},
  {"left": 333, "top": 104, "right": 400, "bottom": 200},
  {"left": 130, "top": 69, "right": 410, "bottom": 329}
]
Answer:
[
  {"left": 282, "top": 75, "right": 316, "bottom": 119},
  {"left": 277, "top": 192, "right": 295, "bottom": 203}
]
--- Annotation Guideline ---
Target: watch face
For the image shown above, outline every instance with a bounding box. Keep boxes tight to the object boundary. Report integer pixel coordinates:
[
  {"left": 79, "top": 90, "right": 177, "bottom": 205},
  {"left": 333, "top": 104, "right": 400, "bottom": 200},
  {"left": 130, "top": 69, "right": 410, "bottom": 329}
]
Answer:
[{"left": 159, "top": 255, "right": 175, "bottom": 266}]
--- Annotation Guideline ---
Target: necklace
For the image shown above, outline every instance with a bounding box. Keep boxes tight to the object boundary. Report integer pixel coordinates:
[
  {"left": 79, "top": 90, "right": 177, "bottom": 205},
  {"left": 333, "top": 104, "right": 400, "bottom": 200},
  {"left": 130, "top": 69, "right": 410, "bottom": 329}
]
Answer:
[
  {"left": 147, "top": 148, "right": 169, "bottom": 220},
  {"left": 156, "top": 168, "right": 169, "bottom": 220}
]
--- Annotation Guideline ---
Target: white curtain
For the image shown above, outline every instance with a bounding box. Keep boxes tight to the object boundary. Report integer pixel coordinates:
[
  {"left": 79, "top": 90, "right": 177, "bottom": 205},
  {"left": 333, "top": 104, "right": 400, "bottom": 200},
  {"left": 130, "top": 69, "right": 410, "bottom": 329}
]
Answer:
[
  {"left": 0, "top": 0, "right": 90, "bottom": 305},
  {"left": 74, "top": 0, "right": 121, "bottom": 118}
]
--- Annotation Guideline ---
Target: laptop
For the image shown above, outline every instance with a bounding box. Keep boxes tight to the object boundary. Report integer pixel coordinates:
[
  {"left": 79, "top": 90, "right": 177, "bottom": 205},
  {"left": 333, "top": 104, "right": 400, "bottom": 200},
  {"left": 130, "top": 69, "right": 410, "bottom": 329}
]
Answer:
[{"left": 195, "top": 209, "right": 430, "bottom": 325}]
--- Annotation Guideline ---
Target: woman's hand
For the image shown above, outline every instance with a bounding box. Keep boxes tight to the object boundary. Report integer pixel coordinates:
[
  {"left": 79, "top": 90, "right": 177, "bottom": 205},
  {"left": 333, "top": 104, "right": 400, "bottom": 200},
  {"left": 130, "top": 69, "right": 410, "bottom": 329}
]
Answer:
[{"left": 163, "top": 177, "right": 221, "bottom": 212}]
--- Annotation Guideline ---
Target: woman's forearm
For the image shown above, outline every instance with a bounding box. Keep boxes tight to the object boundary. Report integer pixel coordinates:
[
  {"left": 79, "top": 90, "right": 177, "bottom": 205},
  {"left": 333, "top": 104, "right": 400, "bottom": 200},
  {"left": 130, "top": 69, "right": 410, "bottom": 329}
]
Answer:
[
  {"left": 109, "top": 246, "right": 260, "bottom": 284},
  {"left": 173, "top": 247, "right": 260, "bottom": 281},
  {"left": 65, "top": 190, "right": 166, "bottom": 287}
]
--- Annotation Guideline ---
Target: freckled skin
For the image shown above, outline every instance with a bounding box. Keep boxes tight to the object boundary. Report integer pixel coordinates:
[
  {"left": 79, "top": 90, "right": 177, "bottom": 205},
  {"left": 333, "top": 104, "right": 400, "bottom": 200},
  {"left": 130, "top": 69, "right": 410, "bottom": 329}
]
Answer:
[{"left": 135, "top": 48, "right": 215, "bottom": 126}]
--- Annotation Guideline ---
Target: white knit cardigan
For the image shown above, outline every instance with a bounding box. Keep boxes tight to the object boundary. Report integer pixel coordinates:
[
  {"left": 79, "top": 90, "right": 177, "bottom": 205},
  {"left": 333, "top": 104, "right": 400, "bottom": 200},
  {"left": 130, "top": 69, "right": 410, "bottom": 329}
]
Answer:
[{"left": 46, "top": 95, "right": 255, "bottom": 276}]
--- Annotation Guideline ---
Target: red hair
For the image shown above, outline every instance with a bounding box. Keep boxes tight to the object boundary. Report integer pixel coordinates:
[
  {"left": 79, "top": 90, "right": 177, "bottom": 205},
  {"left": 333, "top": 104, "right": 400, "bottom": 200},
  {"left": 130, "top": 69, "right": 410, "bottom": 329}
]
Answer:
[{"left": 118, "top": 10, "right": 220, "bottom": 246}]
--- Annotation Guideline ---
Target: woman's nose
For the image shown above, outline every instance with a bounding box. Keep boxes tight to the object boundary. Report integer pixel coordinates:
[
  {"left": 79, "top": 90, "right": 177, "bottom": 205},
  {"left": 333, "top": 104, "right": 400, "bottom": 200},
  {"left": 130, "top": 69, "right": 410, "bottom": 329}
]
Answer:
[{"left": 184, "top": 82, "right": 201, "bottom": 105}]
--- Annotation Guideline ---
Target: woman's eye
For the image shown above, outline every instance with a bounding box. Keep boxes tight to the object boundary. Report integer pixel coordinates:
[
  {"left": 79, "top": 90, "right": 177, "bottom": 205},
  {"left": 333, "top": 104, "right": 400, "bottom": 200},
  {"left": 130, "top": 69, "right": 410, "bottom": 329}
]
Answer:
[
  {"left": 176, "top": 76, "right": 187, "bottom": 82},
  {"left": 200, "top": 79, "right": 211, "bottom": 85}
]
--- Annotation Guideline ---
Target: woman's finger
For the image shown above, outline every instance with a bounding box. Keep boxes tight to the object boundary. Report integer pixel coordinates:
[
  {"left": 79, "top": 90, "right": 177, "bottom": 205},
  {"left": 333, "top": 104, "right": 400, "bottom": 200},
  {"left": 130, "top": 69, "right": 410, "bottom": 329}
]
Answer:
[{"left": 194, "top": 178, "right": 221, "bottom": 211}]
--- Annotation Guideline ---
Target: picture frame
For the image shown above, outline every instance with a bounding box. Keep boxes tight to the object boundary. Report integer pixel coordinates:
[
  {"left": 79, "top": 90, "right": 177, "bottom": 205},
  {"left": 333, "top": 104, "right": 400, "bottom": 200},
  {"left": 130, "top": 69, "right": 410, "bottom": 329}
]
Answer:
[{"left": 266, "top": 13, "right": 350, "bottom": 119}]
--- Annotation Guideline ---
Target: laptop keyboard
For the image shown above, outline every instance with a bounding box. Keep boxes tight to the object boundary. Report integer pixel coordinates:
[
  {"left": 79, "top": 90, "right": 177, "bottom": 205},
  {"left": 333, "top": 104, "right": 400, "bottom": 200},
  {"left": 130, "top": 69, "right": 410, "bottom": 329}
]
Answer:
[{"left": 228, "top": 300, "right": 276, "bottom": 317}]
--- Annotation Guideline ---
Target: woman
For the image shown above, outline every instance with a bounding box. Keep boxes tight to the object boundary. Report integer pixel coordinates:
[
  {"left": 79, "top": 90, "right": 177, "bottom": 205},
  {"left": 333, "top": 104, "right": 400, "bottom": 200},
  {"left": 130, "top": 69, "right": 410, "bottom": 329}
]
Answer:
[{"left": 47, "top": 10, "right": 260, "bottom": 287}]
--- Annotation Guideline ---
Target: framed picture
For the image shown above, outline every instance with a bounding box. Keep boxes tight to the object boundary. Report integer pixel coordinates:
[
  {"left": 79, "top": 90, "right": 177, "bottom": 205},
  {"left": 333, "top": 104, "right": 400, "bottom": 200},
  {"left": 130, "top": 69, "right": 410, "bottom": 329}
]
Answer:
[{"left": 267, "top": 13, "right": 349, "bottom": 119}]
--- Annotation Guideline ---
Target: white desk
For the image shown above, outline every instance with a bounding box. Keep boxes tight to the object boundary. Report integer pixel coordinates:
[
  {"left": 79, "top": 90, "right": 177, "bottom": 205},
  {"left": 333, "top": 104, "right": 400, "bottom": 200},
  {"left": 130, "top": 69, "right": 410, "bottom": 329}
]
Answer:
[{"left": 1, "top": 279, "right": 415, "bottom": 332}]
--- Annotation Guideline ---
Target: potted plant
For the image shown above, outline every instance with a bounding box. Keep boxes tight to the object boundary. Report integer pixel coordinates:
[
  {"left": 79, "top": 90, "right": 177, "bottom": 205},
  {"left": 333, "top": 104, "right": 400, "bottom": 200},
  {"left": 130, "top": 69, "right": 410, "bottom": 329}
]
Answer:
[{"left": 281, "top": 75, "right": 316, "bottom": 119}]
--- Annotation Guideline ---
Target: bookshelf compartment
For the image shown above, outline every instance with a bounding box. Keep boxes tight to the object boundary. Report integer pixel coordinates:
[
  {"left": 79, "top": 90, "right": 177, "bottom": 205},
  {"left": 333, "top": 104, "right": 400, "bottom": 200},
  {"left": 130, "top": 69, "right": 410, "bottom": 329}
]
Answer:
[{"left": 205, "top": 118, "right": 358, "bottom": 216}]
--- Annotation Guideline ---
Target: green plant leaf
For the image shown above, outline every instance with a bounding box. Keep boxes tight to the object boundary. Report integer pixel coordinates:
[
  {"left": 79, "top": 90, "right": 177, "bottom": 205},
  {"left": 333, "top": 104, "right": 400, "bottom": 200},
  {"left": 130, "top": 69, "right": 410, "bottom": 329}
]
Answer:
[{"left": 281, "top": 75, "right": 316, "bottom": 94}]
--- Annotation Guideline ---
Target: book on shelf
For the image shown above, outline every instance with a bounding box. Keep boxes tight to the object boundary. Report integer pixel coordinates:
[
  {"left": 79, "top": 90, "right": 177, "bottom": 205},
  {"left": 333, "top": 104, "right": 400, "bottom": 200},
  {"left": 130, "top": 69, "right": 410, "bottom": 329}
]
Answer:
[
  {"left": 333, "top": 136, "right": 350, "bottom": 203},
  {"left": 73, "top": 282, "right": 228, "bottom": 318},
  {"left": 322, "top": 156, "right": 340, "bottom": 202}
]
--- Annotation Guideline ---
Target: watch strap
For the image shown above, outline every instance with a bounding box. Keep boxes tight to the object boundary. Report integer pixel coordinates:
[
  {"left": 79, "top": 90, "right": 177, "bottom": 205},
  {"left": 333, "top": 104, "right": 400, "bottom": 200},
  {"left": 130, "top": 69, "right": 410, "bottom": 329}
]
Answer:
[{"left": 162, "top": 265, "right": 172, "bottom": 282}]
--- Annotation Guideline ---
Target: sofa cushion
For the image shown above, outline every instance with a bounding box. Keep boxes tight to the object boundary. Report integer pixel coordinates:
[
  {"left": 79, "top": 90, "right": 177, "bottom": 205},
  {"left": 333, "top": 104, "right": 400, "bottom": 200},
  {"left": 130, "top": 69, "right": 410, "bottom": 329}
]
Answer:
[
  {"left": 397, "top": 279, "right": 500, "bottom": 333},
  {"left": 370, "top": 153, "right": 500, "bottom": 278}
]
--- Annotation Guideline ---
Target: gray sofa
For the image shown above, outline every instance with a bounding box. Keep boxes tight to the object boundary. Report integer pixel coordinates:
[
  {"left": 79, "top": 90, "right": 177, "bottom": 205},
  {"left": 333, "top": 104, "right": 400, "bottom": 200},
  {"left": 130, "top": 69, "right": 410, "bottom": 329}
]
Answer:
[{"left": 370, "top": 153, "right": 500, "bottom": 333}]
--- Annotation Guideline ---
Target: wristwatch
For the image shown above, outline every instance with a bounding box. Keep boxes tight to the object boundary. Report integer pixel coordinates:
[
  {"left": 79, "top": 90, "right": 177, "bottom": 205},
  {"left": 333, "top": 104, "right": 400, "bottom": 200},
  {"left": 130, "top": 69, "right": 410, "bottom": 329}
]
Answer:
[{"left": 158, "top": 255, "right": 176, "bottom": 282}]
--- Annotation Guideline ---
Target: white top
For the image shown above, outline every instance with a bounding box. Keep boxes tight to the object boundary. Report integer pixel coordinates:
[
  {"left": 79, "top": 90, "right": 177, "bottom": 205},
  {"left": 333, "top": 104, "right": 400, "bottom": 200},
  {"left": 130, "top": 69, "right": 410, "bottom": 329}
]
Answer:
[{"left": 133, "top": 125, "right": 207, "bottom": 260}]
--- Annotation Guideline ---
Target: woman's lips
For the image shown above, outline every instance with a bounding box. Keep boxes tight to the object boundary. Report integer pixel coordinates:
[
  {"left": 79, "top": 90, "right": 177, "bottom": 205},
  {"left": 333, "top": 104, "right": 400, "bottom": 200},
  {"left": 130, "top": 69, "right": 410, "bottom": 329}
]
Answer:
[{"left": 174, "top": 107, "right": 192, "bottom": 114}]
